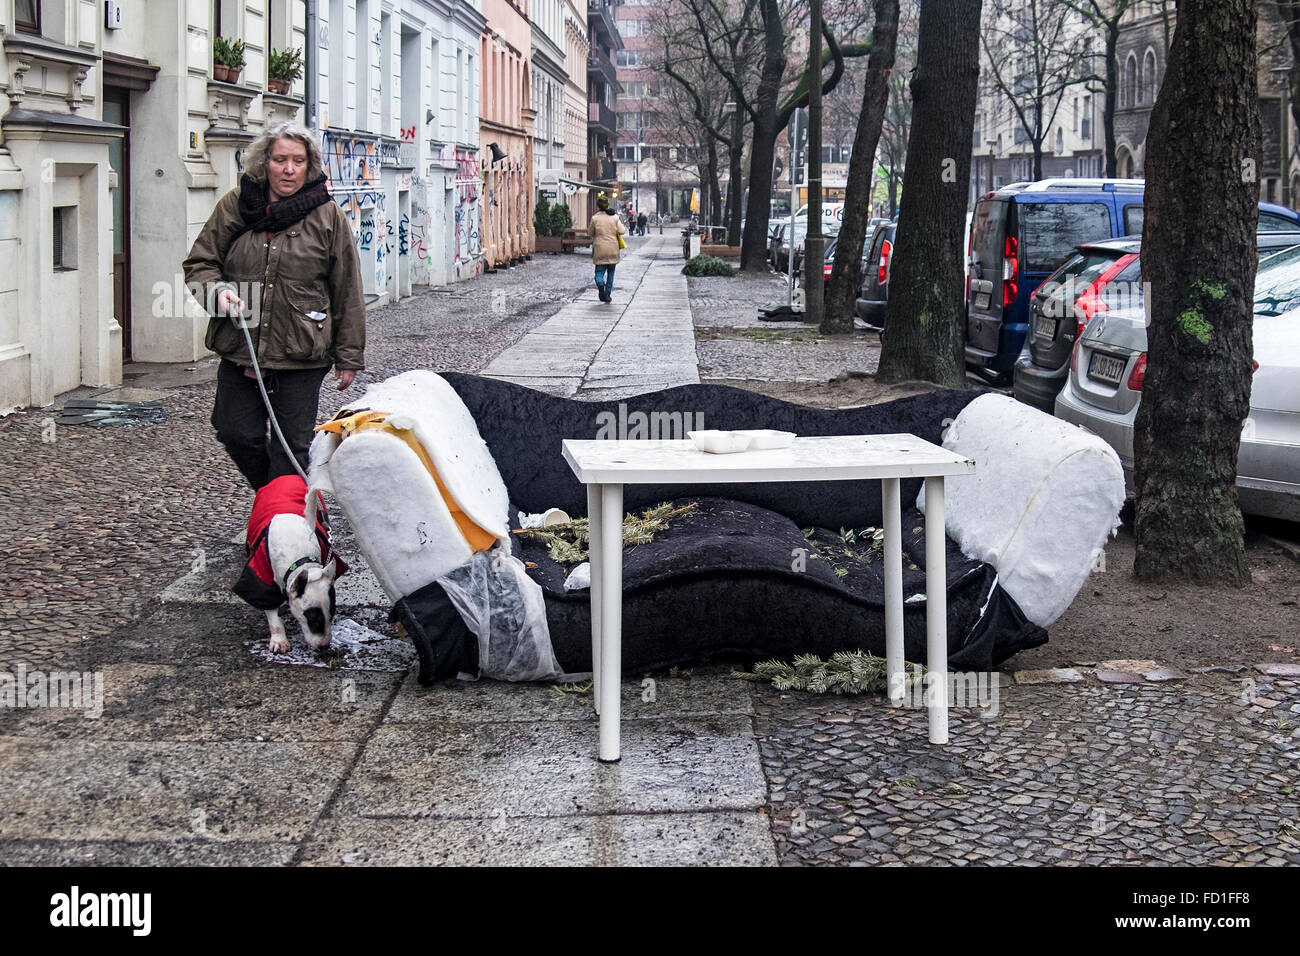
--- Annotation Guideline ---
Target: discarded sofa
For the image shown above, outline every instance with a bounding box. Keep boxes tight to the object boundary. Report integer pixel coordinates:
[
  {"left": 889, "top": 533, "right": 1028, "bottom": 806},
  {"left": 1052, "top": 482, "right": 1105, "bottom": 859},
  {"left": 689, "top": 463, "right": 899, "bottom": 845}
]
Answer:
[{"left": 308, "top": 371, "right": 1126, "bottom": 684}]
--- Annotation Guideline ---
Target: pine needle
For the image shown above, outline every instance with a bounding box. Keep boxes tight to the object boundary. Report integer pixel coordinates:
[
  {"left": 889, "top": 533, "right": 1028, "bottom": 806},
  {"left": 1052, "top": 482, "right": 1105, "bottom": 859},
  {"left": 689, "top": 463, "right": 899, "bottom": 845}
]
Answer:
[
  {"left": 737, "top": 651, "right": 926, "bottom": 695},
  {"left": 516, "top": 501, "right": 698, "bottom": 565}
]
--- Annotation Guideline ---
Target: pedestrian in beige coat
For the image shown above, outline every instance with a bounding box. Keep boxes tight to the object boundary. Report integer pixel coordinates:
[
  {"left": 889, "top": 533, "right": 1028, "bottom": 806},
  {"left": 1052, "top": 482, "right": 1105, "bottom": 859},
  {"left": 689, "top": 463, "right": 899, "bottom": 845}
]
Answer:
[{"left": 589, "top": 194, "right": 626, "bottom": 303}]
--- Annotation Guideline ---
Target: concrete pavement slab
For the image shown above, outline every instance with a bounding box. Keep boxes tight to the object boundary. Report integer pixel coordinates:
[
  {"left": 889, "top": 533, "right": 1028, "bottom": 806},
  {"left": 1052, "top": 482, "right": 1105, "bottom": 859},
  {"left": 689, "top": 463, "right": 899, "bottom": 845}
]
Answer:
[
  {"left": 0, "top": 838, "right": 298, "bottom": 866},
  {"left": 0, "top": 662, "right": 401, "bottom": 742},
  {"left": 335, "top": 716, "right": 766, "bottom": 819},
  {"left": 0, "top": 738, "right": 359, "bottom": 841},
  {"left": 297, "top": 810, "right": 776, "bottom": 866},
  {"left": 385, "top": 666, "right": 753, "bottom": 724}
]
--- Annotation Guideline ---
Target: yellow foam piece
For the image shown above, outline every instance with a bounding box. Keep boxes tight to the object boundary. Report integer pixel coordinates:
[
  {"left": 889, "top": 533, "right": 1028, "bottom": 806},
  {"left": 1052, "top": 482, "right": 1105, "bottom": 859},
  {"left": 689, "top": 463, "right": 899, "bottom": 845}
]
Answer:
[{"left": 317, "top": 410, "right": 497, "bottom": 552}]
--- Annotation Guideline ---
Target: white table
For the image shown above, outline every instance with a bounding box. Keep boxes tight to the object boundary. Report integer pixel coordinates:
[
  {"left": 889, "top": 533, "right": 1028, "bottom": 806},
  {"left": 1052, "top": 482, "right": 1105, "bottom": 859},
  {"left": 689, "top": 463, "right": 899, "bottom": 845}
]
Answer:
[{"left": 562, "top": 434, "right": 976, "bottom": 762}]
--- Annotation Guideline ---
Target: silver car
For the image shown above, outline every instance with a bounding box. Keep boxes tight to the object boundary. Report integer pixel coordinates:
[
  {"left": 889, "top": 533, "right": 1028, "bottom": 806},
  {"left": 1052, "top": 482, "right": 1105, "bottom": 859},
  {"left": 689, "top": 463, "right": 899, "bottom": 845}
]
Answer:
[{"left": 1055, "top": 244, "right": 1300, "bottom": 521}]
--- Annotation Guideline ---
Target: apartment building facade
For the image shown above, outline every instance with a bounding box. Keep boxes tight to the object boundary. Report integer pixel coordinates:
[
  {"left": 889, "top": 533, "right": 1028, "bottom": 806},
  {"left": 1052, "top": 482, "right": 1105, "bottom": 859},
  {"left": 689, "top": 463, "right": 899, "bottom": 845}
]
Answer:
[
  {"left": 479, "top": 0, "right": 533, "bottom": 266},
  {"left": 0, "top": 0, "right": 487, "bottom": 411}
]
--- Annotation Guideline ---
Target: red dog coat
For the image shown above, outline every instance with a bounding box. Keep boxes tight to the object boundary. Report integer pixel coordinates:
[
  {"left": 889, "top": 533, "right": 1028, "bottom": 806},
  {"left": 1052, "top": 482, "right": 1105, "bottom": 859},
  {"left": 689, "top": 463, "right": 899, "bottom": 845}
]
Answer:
[{"left": 232, "top": 475, "right": 348, "bottom": 610}]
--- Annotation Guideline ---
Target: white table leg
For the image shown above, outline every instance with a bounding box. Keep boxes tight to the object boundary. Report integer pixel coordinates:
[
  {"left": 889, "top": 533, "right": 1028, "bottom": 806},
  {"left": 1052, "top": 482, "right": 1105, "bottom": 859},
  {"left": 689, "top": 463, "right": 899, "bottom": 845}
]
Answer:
[
  {"left": 925, "top": 476, "right": 948, "bottom": 745},
  {"left": 882, "top": 477, "right": 905, "bottom": 705},
  {"left": 598, "top": 483, "right": 623, "bottom": 762},
  {"left": 587, "top": 484, "right": 603, "bottom": 715}
]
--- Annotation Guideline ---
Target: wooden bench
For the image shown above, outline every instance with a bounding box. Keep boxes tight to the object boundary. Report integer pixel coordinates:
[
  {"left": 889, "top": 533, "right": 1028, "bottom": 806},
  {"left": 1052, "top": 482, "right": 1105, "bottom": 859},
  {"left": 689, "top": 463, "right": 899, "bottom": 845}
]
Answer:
[
  {"left": 701, "top": 244, "right": 741, "bottom": 258},
  {"left": 561, "top": 229, "right": 593, "bottom": 254}
]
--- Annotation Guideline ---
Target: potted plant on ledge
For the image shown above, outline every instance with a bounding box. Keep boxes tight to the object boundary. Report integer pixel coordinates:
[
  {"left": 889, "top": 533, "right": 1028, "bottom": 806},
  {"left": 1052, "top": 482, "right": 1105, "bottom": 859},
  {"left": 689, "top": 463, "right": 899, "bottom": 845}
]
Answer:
[
  {"left": 267, "top": 47, "right": 303, "bottom": 95},
  {"left": 213, "top": 36, "right": 245, "bottom": 83}
]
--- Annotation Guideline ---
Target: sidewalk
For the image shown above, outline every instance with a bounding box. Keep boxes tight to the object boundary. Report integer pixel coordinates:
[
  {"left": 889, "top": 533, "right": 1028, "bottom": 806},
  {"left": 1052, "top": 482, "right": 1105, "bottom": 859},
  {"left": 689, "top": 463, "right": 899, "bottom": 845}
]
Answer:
[
  {"left": 0, "top": 243, "right": 1297, "bottom": 867},
  {"left": 479, "top": 234, "right": 699, "bottom": 399}
]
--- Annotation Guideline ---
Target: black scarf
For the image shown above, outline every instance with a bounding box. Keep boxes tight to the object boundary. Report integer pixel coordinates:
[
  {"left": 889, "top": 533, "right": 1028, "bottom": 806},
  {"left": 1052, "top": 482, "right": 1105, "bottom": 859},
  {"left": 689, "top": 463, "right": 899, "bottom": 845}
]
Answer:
[{"left": 232, "top": 173, "right": 332, "bottom": 240}]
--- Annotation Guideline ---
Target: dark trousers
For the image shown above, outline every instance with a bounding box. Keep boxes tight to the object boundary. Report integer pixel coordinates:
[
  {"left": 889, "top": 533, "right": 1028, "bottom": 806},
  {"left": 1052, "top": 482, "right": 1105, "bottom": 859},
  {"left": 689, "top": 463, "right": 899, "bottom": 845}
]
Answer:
[{"left": 211, "top": 358, "right": 329, "bottom": 490}]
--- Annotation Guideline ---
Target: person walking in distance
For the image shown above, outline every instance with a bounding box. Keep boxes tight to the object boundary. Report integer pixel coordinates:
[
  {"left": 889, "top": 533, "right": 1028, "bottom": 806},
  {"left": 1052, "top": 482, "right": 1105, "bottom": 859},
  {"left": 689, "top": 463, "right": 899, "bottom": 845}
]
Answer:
[
  {"left": 589, "top": 194, "right": 625, "bottom": 304},
  {"left": 184, "top": 121, "right": 366, "bottom": 489},
  {"left": 637, "top": 211, "right": 648, "bottom": 236}
]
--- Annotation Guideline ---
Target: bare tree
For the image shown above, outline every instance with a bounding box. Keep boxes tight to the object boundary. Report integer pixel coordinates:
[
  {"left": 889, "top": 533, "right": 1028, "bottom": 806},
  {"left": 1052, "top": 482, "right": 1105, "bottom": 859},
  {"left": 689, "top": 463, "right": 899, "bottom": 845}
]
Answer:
[
  {"left": 1058, "top": 0, "right": 1136, "bottom": 178},
  {"left": 687, "top": 0, "right": 872, "bottom": 271},
  {"left": 1135, "top": 0, "right": 1261, "bottom": 584},
  {"left": 980, "top": 0, "right": 1094, "bottom": 181},
  {"left": 823, "top": 0, "right": 900, "bottom": 332},
  {"left": 877, "top": 0, "right": 982, "bottom": 385},
  {"left": 649, "top": 0, "right": 757, "bottom": 241}
]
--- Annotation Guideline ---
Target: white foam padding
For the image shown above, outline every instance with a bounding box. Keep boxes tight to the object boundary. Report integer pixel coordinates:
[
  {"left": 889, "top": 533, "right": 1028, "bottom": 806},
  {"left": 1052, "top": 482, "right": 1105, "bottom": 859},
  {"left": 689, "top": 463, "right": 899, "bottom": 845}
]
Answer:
[
  {"left": 309, "top": 370, "right": 511, "bottom": 602},
  {"left": 328, "top": 429, "right": 474, "bottom": 601},
  {"left": 917, "top": 393, "right": 1125, "bottom": 627}
]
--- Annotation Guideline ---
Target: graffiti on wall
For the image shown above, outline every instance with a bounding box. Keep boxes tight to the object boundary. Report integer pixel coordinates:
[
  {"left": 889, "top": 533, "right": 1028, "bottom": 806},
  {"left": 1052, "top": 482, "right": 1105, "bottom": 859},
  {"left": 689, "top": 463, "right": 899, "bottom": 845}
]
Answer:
[
  {"left": 321, "top": 131, "right": 389, "bottom": 293},
  {"left": 453, "top": 147, "right": 482, "bottom": 280}
]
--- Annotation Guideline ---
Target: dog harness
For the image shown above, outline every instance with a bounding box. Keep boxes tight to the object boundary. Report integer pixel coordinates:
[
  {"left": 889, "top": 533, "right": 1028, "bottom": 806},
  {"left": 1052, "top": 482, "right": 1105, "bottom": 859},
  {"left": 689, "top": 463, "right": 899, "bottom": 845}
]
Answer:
[{"left": 233, "top": 475, "right": 348, "bottom": 610}]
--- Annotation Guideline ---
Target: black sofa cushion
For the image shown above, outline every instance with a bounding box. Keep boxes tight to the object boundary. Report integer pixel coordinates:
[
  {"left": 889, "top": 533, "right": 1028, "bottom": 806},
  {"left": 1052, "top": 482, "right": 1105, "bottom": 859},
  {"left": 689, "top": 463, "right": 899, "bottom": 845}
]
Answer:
[{"left": 440, "top": 373, "right": 982, "bottom": 530}]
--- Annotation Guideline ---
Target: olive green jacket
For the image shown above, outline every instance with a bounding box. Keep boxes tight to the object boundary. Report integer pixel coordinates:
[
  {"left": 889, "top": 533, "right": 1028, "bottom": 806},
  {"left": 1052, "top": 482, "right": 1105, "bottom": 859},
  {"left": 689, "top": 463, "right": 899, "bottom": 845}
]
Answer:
[{"left": 183, "top": 188, "right": 366, "bottom": 371}]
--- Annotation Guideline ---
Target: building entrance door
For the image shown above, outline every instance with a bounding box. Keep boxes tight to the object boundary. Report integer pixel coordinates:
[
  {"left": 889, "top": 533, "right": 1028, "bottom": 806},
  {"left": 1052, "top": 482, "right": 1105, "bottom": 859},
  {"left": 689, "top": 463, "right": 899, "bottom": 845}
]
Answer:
[{"left": 103, "top": 88, "right": 131, "bottom": 362}]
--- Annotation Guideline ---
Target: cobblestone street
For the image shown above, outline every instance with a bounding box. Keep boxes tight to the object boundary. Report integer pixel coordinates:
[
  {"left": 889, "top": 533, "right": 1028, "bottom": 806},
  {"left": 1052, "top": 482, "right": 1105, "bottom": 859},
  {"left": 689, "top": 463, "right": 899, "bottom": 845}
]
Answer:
[{"left": 1, "top": 238, "right": 1298, "bottom": 867}]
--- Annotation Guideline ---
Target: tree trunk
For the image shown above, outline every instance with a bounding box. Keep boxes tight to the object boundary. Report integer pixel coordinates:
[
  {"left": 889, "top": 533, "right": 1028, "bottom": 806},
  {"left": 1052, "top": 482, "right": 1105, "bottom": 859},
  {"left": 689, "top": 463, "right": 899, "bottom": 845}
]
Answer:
[
  {"left": 727, "top": 110, "right": 745, "bottom": 244},
  {"left": 1033, "top": 142, "right": 1043, "bottom": 181},
  {"left": 740, "top": 0, "right": 788, "bottom": 272},
  {"left": 1102, "top": 21, "right": 1119, "bottom": 177},
  {"left": 705, "top": 137, "right": 722, "bottom": 232},
  {"left": 823, "top": 0, "right": 899, "bottom": 333},
  {"left": 876, "top": 0, "right": 980, "bottom": 385},
  {"left": 1134, "top": 0, "right": 1260, "bottom": 585}
]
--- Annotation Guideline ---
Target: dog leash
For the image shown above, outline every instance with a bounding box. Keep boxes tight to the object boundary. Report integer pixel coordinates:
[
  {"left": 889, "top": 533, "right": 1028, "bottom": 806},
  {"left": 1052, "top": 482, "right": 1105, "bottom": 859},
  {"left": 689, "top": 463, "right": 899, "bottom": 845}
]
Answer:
[{"left": 228, "top": 303, "right": 310, "bottom": 485}]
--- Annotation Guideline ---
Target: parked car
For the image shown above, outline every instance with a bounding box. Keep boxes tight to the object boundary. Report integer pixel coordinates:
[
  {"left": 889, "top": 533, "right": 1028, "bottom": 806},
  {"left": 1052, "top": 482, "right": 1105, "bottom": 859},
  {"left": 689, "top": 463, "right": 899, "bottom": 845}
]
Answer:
[
  {"left": 769, "top": 222, "right": 790, "bottom": 272},
  {"left": 1054, "top": 243, "right": 1300, "bottom": 520},
  {"left": 1016, "top": 217, "right": 1300, "bottom": 412},
  {"left": 854, "top": 222, "right": 897, "bottom": 329},
  {"left": 1258, "top": 201, "right": 1300, "bottom": 232},
  {"left": 1257, "top": 230, "right": 1300, "bottom": 258},
  {"left": 1013, "top": 238, "right": 1142, "bottom": 412},
  {"left": 966, "top": 178, "right": 1147, "bottom": 384},
  {"left": 819, "top": 234, "right": 872, "bottom": 297}
]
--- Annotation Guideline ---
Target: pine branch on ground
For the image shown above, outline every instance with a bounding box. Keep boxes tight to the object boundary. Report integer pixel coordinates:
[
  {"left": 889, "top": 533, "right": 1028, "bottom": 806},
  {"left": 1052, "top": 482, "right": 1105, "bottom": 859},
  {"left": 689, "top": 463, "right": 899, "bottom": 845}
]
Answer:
[{"left": 733, "top": 651, "right": 925, "bottom": 695}]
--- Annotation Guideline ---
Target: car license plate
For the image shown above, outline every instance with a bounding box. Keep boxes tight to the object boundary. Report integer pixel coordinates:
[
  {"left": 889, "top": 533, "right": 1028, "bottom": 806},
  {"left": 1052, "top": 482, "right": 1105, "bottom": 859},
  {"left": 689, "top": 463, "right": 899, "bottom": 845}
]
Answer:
[
  {"left": 1088, "top": 352, "right": 1127, "bottom": 385},
  {"left": 974, "top": 292, "right": 990, "bottom": 309},
  {"left": 1034, "top": 314, "right": 1056, "bottom": 340}
]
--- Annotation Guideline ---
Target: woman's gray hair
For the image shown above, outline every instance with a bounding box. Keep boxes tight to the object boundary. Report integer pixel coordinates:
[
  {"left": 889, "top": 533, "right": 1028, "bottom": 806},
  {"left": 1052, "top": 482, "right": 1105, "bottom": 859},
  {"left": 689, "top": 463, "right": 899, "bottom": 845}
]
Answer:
[{"left": 242, "top": 121, "right": 324, "bottom": 182}]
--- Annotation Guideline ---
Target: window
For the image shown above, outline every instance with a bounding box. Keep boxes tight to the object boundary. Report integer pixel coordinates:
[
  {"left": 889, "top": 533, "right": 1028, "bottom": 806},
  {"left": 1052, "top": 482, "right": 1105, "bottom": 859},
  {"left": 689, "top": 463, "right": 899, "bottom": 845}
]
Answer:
[
  {"left": 1123, "top": 54, "right": 1137, "bottom": 108},
  {"left": 15, "top": 0, "right": 40, "bottom": 34},
  {"left": 1123, "top": 204, "right": 1144, "bottom": 234},
  {"left": 821, "top": 145, "right": 850, "bottom": 163},
  {"left": 1144, "top": 49, "right": 1159, "bottom": 103},
  {"left": 53, "top": 206, "right": 77, "bottom": 271},
  {"left": 1019, "top": 202, "right": 1110, "bottom": 273},
  {"left": 1081, "top": 96, "right": 1092, "bottom": 139},
  {"left": 973, "top": 113, "right": 982, "bottom": 148},
  {"left": 616, "top": 145, "right": 637, "bottom": 160},
  {"left": 615, "top": 50, "right": 640, "bottom": 67}
]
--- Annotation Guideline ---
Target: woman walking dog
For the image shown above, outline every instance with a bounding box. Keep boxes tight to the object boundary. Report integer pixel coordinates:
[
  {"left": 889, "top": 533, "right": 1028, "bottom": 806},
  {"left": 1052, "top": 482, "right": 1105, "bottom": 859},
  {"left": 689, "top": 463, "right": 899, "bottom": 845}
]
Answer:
[
  {"left": 184, "top": 121, "right": 365, "bottom": 490},
  {"left": 588, "top": 193, "right": 626, "bottom": 303}
]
